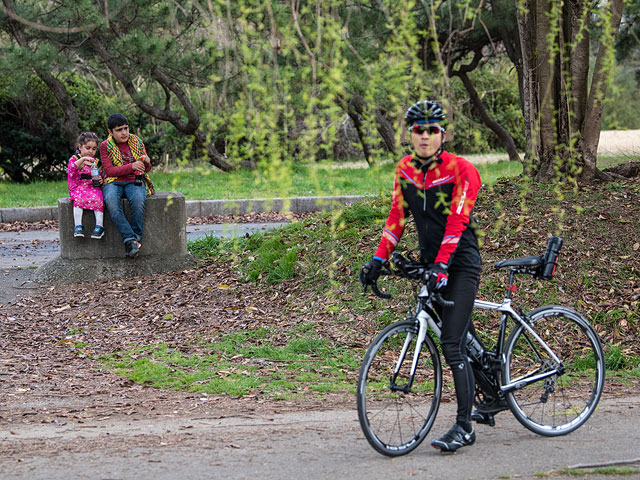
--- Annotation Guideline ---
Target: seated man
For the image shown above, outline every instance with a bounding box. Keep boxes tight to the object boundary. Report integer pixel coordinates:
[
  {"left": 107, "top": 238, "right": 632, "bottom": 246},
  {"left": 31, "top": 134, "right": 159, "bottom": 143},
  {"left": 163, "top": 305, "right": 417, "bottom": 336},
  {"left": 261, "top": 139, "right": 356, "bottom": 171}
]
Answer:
[{"left": 100, "top": 113, "right": 152, "bottom": 258}]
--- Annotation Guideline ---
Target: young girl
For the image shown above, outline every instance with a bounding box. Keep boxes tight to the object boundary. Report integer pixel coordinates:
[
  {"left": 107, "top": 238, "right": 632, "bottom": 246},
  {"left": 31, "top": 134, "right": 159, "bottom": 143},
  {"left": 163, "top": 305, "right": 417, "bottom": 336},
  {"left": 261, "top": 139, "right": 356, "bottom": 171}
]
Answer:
[{"left": 67, "top": 132, "right": 105, "bottom": 239}]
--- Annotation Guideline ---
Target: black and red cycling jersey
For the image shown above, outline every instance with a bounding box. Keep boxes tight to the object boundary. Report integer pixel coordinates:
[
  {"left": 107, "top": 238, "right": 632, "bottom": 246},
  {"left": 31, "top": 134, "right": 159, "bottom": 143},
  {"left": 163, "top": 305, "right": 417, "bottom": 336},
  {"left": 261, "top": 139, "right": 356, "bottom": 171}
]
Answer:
[{"left": 374, "top": 151, "right": 482, "bottom": 273}]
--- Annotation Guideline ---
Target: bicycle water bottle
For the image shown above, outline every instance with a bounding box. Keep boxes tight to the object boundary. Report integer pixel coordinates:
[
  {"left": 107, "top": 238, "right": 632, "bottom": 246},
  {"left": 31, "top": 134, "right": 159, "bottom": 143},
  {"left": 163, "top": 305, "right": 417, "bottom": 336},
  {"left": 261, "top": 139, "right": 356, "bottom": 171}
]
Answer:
[{"left": 466, "top": 332, "right": 484, "bottom": 362}]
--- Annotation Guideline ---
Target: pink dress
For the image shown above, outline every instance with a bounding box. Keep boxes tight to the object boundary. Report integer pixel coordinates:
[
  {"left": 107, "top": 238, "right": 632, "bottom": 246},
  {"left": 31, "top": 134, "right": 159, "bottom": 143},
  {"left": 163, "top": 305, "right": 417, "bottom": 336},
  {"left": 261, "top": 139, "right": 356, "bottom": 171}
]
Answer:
[{"left": 67, "top": 156, "right": 104, "bottom": 212}]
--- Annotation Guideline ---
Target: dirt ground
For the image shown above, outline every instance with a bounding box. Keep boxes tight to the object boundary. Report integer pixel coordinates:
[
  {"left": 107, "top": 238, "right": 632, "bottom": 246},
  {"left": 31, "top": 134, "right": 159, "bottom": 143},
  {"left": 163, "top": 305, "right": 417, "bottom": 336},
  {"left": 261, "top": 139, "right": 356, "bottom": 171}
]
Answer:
[{"left": 1, "top": 258, "right": 639, "bottom": 479}]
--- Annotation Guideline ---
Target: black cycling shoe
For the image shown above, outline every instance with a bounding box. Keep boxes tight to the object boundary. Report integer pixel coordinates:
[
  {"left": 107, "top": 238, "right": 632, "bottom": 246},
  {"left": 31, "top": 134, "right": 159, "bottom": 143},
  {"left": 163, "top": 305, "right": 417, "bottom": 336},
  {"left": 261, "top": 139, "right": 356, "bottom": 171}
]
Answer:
[
  {"left": 431, "top": 423, "right": 475, "bottom": 453},
  {"left": 472, "top": 398, "right": 509, "bottom": 426}
]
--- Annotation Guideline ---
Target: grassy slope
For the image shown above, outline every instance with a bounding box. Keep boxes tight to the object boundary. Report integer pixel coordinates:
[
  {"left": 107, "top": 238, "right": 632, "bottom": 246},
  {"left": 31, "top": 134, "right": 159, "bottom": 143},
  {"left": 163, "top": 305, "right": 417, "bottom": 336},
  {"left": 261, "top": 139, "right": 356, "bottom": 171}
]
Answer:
[
  {"left": 20, "top": 177, "right": 636, "bottom": 399},
  {"left": 167, "top": 178, "right": 639, "bottom": 397}
]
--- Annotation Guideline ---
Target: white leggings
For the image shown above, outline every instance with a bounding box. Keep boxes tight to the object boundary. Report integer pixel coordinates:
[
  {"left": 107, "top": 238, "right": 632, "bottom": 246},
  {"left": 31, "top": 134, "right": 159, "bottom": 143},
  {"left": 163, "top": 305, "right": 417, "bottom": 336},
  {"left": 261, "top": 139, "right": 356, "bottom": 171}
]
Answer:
[{"left": 73, "top": 207, "right": 103, "bottom": 227}]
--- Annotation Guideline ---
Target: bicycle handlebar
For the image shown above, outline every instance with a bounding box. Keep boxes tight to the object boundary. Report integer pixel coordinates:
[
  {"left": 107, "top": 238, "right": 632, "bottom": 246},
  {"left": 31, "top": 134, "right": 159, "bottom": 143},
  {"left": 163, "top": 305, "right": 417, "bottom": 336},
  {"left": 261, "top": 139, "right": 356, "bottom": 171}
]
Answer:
[
  {"left": 362, "top": 253, "right": 455, "bottom": 308},
  {"left": 432, "top": 292, "right": 455, "bottom": 308},
  {"left": 362, "top": 267, "right": 392, "bottom": 299}
]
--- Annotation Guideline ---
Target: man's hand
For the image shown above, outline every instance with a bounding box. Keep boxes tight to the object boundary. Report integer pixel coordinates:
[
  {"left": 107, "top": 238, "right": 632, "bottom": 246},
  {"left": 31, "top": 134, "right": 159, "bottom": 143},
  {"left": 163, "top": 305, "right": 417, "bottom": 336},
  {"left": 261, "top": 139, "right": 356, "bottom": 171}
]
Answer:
[
  {"left": 360, "top": 258, "right": 384, "bottom": 286},
  {"left": 140, "top": 154, "right": 151, "bottom": 165},
  {"left": 425, "top": 263, "right": 448, "bottom": 292},
  {"left": 131, "top": 160, "right": 145, "bottom": 172}
]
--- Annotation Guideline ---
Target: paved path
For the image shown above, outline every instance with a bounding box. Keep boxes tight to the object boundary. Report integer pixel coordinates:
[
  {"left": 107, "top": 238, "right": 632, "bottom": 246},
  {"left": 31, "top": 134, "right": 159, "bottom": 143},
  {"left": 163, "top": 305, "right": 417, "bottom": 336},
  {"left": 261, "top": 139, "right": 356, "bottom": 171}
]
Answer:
[
  {"left": 1, "top": 395, "right": 638, "bottom": 480},
  {"left": 0, "top": 222, "right": 288, "bottom": 270},
  {"left": 0, "top": 222, "right": 287, "bottom": 304}
]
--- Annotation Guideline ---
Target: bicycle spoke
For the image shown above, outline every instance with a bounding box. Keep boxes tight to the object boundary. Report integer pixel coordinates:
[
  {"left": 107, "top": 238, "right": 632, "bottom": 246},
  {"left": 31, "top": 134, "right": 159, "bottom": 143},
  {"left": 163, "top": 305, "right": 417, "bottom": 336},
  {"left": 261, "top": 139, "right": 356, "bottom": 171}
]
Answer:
[
  {"left": 357, "top": 321, "right": 441, "bottom": 456},
  {"left": 504, "top": 307, "right": 604, "bottom": 436}
]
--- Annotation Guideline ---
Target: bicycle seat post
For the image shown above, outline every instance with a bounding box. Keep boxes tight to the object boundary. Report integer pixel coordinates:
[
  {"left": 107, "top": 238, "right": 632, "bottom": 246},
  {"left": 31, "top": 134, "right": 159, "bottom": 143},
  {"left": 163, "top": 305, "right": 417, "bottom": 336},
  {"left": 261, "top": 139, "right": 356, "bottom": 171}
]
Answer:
[{"left": 504, "top": 269, "right": 517, "bottom": 302}]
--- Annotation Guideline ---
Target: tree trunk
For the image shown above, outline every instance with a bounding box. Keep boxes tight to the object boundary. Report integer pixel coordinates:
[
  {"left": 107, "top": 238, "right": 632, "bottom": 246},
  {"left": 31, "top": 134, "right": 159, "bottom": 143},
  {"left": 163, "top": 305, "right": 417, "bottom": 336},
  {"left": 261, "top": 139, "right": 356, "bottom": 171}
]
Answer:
[
  {"left": 514, "top": 0, "right": 624, "bottom": 184},
  {"left": 578, "top": 0, "right": 624, "bottom": 184},
  {"left": 567, "top": 0, "right": 590, "bottom": 132},
  {"left": 451, "top": 51, "right": 520, "bottom": 163},
  {"left": 515, "top": 0, "right": 540, "bottom": 176},
  {"left": 346, "top": 109, "right": 373, "bottom": 165},
  {"left": 374, "top": 110, "right": 397, "bottom": 155},
  {"left": 534, "top": 0, "right": 558, "bottom": 182},
  {"left": 343, "top": 95, "right": 397, "bottom": 165}
]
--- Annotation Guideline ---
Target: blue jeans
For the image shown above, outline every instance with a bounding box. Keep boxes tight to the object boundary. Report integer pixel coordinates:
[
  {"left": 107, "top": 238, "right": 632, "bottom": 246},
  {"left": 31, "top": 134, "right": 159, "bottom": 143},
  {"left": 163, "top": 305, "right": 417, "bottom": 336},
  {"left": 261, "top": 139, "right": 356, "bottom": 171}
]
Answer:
[{"left": 102, "top": 182, "right": 146, "bottom": 244}]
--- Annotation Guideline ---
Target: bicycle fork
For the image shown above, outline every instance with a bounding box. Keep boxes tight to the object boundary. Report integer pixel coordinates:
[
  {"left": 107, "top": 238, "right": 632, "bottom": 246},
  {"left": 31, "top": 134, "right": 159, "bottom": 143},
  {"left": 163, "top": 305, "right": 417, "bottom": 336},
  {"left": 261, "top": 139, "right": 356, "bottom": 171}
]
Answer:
[{"left": 389, "top": 312, "right": 430, "bottom": 393}]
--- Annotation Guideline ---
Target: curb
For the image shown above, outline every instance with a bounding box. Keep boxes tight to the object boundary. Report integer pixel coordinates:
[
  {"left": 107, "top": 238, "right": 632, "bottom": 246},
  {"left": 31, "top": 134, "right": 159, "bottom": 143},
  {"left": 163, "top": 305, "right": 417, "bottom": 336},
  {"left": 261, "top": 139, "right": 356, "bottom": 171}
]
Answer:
[{"left": 0, "top": 195, "right": 375, "bottom": 224}]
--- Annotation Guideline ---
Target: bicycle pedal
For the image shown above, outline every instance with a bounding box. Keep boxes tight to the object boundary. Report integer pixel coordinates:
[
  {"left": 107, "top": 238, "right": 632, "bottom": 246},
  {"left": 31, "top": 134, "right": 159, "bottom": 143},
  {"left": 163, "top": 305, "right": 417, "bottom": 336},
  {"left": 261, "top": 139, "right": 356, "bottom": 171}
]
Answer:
[{"left": 471, "top": 411, "right": 496, "bottom": 427}]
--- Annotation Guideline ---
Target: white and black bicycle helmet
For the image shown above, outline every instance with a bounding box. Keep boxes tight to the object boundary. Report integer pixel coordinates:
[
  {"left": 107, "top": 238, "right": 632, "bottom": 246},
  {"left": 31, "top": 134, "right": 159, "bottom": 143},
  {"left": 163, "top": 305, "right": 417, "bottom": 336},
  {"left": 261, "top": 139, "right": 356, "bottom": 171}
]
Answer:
[{"left": 404, "top": 100, "right": 446, "bottom": 127}]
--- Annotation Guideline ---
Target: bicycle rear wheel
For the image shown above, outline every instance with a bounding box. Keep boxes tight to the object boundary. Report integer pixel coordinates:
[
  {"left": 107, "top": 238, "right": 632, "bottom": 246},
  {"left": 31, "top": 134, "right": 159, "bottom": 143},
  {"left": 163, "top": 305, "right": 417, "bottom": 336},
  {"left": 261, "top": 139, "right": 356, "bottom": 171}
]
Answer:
[
  {"left": 503, "top": 305, "right": 605, "bottom": 436},
  {"left": 357, "top": 320, "right": 442, "bottom": 456}
]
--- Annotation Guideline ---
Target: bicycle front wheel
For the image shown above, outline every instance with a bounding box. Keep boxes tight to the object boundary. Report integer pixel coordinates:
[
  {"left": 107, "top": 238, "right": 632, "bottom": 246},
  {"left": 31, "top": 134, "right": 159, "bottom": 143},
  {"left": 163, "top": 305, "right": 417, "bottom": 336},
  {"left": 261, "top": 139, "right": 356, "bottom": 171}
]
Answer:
[
  {"left": 357, "top": 320, "right": 442, "bottom": 457},
  {"left": 503, "top": 305, "right": 605, "bottom": 436}
]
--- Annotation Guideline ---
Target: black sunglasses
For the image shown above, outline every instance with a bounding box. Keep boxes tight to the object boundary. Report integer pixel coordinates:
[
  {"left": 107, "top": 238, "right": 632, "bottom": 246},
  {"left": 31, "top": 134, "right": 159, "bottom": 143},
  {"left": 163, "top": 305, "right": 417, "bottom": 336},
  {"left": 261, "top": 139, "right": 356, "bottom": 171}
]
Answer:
[{"left": 410, "top": 125, "right": 445, "bottom": 135}]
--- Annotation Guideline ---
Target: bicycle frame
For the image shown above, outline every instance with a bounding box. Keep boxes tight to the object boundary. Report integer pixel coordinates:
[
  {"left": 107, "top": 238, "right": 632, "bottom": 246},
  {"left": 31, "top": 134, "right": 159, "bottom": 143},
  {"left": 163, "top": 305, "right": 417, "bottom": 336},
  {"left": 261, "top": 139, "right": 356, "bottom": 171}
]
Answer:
[{"left": 407, "top": 269, "right": 565, "bottom": 395}]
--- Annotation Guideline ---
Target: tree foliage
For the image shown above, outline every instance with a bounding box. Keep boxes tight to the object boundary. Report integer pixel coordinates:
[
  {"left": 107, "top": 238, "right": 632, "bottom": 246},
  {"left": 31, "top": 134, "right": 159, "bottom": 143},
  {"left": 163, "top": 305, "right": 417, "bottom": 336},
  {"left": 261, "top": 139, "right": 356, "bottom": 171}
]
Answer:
[{"left": 0, "top": 0, "right": 637, "bottom": 184}]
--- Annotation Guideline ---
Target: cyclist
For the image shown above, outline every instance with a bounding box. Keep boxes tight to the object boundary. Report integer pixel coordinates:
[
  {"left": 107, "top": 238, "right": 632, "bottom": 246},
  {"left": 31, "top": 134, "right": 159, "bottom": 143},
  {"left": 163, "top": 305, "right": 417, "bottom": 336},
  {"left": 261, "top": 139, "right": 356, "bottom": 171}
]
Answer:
[{"left": 360, "top": 99, "right": 482, "bottom": 452}]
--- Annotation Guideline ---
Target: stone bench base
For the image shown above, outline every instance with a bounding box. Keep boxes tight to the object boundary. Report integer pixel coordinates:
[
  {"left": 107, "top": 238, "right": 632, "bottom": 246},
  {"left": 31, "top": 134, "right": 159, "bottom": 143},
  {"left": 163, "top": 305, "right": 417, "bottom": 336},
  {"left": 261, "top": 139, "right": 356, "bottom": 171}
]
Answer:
[{"left": 34, "top": 192, "right": 196, "bottom": 284}]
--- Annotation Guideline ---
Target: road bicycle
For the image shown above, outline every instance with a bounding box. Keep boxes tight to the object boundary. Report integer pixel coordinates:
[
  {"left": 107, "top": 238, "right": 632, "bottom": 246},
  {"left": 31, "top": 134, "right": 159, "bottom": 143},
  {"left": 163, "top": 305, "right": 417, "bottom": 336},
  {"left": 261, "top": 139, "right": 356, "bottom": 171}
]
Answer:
[{"left": 356, "top": 237, "right": 605, "bottom": 457}]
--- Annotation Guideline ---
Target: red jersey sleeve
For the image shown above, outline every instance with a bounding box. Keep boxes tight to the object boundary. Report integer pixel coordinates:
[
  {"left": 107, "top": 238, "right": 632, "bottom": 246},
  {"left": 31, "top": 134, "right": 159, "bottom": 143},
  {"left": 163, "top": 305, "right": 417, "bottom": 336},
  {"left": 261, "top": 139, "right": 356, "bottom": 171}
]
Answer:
[
  {"left": 434, "top": 157, "right": 481, "bottom": 266},
  {"left": 374, "top": 164, "right": 408, "bottom": 261}
]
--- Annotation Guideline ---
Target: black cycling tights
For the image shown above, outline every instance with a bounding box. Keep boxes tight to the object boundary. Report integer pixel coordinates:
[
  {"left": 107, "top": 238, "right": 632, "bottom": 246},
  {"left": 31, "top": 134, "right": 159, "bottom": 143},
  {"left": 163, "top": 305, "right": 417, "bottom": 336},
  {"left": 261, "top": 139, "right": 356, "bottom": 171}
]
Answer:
[{"left": 436, "top": 270, "right": 480, "bottom": 428}]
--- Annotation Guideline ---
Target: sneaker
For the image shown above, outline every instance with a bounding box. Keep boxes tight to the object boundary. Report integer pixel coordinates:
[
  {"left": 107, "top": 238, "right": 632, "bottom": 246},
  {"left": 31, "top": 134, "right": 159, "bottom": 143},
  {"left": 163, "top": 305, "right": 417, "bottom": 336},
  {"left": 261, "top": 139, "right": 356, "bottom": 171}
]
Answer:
[
  {"left": 91, "top": 225, "right": 105, "bottom": 239},
  {"left": 73, "top": 225, "right": 85, "bottom": 238},
  {"left": 125, "top": 239, "right": 139, "bottom": 258},
  {"left": 431, "top": 423, "right": 475, "bottom": 453}
]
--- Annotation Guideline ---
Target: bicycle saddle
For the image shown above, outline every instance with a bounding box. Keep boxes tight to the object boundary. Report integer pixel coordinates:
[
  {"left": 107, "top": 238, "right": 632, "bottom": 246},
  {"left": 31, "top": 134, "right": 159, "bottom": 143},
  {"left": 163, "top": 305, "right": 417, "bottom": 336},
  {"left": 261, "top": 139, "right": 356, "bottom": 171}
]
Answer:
[{"left": 494, "top": 255, "right": 542, "bottom": 269}]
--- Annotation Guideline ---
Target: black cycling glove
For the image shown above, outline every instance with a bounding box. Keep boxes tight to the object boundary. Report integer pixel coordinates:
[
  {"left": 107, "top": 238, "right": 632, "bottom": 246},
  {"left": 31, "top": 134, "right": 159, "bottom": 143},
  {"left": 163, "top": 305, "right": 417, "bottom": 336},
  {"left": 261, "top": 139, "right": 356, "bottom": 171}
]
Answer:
[
  {"left": 360, "top": 258, "right": 384, "bottom": 286},
  {"left": 425, "top": 262, "right": 449, "bottom": 292}
]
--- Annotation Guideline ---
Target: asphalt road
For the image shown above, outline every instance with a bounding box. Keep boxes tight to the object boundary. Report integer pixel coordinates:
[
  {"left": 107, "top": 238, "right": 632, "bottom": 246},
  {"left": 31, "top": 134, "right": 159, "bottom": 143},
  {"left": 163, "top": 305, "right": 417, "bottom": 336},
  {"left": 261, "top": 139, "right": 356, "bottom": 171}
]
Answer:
[
  {"left": 0, "top": 222, "right": 287, "bottom": 304},
  {"left": 0, "top": 222, "right": 288, "bottom": 269},
  {"left": 1, "top": 395, "right": 638, "bottom": 480}
]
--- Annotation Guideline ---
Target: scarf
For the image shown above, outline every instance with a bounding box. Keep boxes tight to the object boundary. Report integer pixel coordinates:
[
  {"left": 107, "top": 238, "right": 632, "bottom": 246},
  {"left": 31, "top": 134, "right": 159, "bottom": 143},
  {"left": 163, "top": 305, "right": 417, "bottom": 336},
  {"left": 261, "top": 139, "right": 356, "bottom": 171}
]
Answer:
[{"left": 103, "top": 133, "right": 154, "bottom": 195}]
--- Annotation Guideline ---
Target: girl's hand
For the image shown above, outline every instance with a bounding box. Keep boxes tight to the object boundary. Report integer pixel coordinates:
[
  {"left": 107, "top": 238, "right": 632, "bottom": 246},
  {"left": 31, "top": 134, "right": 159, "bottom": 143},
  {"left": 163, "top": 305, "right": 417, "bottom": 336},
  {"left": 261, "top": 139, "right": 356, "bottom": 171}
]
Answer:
[{"left": 75, "top": 157, "right": 88, "bottom": 169}]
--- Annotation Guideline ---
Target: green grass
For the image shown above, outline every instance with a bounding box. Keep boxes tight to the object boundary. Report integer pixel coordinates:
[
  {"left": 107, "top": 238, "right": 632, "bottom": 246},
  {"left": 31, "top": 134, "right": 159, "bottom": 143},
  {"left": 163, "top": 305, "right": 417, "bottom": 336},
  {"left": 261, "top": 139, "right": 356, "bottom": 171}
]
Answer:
[
  {"left": 0, "top": 159, "right": 524, "bottom": 208},
  {"left": 1, "top": 153, "right": 635, "bottom": 209},
  {"left": 554, "top": 466, "right": 640, "bottom": 476},
  {"left": 100, "top": 326, "right": 361, "bottom": 398}
]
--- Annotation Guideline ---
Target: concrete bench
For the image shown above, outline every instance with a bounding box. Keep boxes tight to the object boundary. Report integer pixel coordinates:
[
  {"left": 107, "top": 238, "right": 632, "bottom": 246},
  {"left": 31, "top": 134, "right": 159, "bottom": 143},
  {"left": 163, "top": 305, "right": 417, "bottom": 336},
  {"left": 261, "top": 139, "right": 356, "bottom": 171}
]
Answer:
[{"left": 34, "top": 192, "right": 196, "bottom": 284}]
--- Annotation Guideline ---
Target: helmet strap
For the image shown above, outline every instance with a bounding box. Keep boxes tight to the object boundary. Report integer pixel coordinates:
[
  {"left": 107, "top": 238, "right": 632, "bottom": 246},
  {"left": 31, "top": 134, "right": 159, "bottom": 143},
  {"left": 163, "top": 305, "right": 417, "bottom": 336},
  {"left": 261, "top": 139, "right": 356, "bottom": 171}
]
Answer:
[{"left": 413, "top": 145, "right": 444, "bottom": 170}]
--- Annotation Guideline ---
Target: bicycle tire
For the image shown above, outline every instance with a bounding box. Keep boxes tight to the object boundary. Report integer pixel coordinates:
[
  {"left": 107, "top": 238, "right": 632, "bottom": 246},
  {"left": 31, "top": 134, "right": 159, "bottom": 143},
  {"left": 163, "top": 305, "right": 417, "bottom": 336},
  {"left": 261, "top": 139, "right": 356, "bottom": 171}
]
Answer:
[
  {"left": 503, "top": 305, "right": 605, "bottom": 436},
  {"left": 357, "top": 320, "right": 442, "bottom": 456}
]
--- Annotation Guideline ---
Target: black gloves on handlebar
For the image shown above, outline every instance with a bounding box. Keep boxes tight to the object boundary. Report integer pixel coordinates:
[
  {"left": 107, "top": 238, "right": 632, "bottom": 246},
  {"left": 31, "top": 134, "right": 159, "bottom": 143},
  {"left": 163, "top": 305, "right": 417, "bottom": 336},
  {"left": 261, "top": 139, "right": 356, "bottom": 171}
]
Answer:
[
  {"left": 425, "top": 262, "right": 449, "bottom": 292},
  {"left": 360, "top": 258, "right": 385, "bottom": 286}
]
